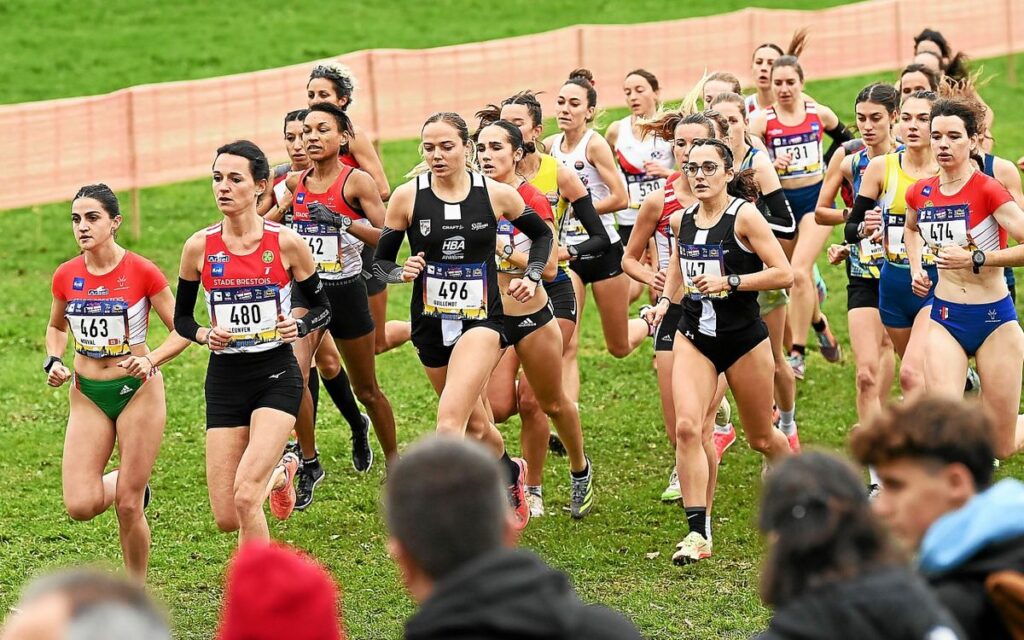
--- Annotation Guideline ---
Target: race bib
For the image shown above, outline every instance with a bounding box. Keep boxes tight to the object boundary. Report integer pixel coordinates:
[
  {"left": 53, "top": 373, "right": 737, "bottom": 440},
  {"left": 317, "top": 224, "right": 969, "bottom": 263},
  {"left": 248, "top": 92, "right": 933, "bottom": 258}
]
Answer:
[
  {"left": 858, "top": 238, "right": 885, "bottom": 264},
  {"left": 884, "top": 213, "right": 908, "bottom": 264},
  {"left": 773, "top": 133, "right": 821, "bottom": 177},
  {"left": 680, "top": 244, "right": 726, "bottom": 300},
  {"left": 559, "top": 213, "right": 589, "bottom": 246},
  {"left": 917, "top": 204, "right": 971, "bottom": 250},
  {"left": 66, "top": 299, "right": 129, "bottom": 358},
  {"left": 294, "top": 221, "right": 342, "bottom": 274},
  {"left": 626, "top": 174, "right": 665, "bottom": 209},
  {"left": 496, "top": 219, "right": 517, "bottom": 272},
  {"left": 210, "top": 286, "right": 280, "bottom": 348},
  {"left": 423, "top": 262, "right": 487, "bottom": 321}
]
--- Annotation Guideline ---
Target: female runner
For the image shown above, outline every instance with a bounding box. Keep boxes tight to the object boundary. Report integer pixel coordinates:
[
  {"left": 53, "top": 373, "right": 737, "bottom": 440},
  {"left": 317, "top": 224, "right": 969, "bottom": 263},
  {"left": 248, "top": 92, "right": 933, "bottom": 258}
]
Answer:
[
  {"left": 648, "top": 138, "right": 793, "bottom": 564},
  {"left": 174, "top": 140, "right": 331, "bottom": 543},
  {"left": 485, "top": 91, "right": 609, "bottom": 515},
  {"left": 814, "top": 84, "right": 899, "bottom": 428},
  {"left": 281, "top": 103, "right": 397, "bottom": 508},
  {"left": 906, "top": 97, "right": 1024, "bottom": 458},
  {"left": 374, "top": 112, "right": 553, "bottom": 529},
  {"left": 45, "top": 184, "right": 190, "bottom": 580},
  {"left": 745, "top": 29, "right": 807, "bottom": 119},
  {"left": 898, "top": 64, "right": 940, "bottom": 100},
  {"left": 845, "top": 90, "right": 939, "bottom": 397},
  {"left": 478, "top": 119, "right": 594, "bottom": 519},
  {"left": 543, "top": 69, "right": 649, "bottom": 360},
  {"left": 750, "top": 48, "right": 851, "bottom": 378}
]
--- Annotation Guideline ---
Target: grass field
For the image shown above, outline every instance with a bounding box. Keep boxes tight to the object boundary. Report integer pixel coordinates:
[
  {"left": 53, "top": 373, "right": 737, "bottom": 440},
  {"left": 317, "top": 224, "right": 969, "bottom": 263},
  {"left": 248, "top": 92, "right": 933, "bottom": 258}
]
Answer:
[{"left": 1, "top": 5, "right": 1023, "bottom": 638}]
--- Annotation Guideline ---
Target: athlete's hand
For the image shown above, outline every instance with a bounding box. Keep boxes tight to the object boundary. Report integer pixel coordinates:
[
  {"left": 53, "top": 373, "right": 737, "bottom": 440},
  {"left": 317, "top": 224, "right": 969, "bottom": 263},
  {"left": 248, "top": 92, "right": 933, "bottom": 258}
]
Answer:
[
  {"left": 773, "top": 153, "right": 792, "bottom": 173},
  {"left": 557, "top": 246, "right": 572, "bottom": 261},
  {"left": 934, "top": 244, "right": 972, "bottom": 271},
  {"left": 827, "top": 244, "right": 850, "bottom": 265},
  {"left": 643, "top": 161, "right": 673, "bottom": 179},
  {"left": 911, "top": 269, "right": 932, "bottom": 297},
  {"left": 118, "top": 356, "right": 154, "bottom": 379},
  {"left": 206, "top": 326, "right": 233, "bottom": 352},
  {"left": 277, "top": 188, "right": 294, "bottom": 212},
  {"left": 650, "top": 268, "right": 667, "bottom": 295},
  {"left": 277, "top": 314, "right": 299, "bottom": 343},
  {"left": 47, "top": 363, "right": 71, "bottom": 388},
  {"left": 402, "top": 252, "right": 426, "bottom": 282},
  {"left": 863, "top": 207, "right": 883, "bottom": 237},
  {"left": 308, "top": 202, "right": 352, "bottom": 231},
  {"left": 507, "top": 278, "right": 537, "bottom": 303},
  {"left": 495, "top": 237, "right": 510, "bottom": 258},
  {"left": 646, "top": 299, "right": 669, "bottom": 327},
  {"left": 693, "top": 274, "right": 729, "bottom": 295}
]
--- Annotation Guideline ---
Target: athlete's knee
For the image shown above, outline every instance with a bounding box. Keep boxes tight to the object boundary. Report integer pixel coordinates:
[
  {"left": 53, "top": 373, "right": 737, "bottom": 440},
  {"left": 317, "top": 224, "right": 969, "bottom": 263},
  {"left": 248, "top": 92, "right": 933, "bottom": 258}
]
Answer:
[
  {"left": 64, "top": 495, "right": 104, "bottom": 522},
  {"left": 316, "top": 353, "right": 342, "bottom": 379},
  {"left": 855, "top": 363, "right": 879, "bottom": 395},
  {"left": 674, "top": 416, "right": 703, "bottom": 447},
  {"left": 607, "top": 340, "right": 632, "bottom": 359},
  {"left": 517, "top": 387, "right": 542, "bottom": 419},
  {"left": 537, "top": 394, "right": 570, "bottom": 421},
  {"left": 491, "top": 396, "right": 517, "bottom": 425},
  {"left": 213, "top": 512, "right": 240, "bottom": 533},
  {"left": 232, "top": 479, "right": 265, "bottom": 521},
  {"left": 113, "top": 489, "right": 145, "bottom": 524},
  {"left": 899, "top": 365, "right": 924, "bottom": 394},
  {"left": 791, "top": 269, "right": 813, "bottom": 290},
  {"left": 352, "top": 380, "right": 383, "bottom": 407},
  {"left": 747, "top": 432, "right": 776, "bottom": 455}
]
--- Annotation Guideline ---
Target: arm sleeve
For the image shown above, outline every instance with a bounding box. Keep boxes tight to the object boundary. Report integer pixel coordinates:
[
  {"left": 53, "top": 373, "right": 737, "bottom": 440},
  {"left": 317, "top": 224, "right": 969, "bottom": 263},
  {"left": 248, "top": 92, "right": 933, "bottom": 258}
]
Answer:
[
  {"left": 372, "top": 226, "right": 407, "bottom": 284},
  {"left": 509, "top": 206, "right": 553, "bottom": 276},
  {"left": 294, "top": 273, "right": 331, "bottom": 337},
  {"left": 844, "top": 195, "right": 879, "bottom": 244},
  {"left": 823, "top": 122, "right": 854, "bottom": 165},
  {"left": 173, "top": 278, "right": 203, "bottom": 343},
  {"left": 567, "top": 193, "right": 611, "bottom": 257},
  {"left": 760, "top": 189, "right": 796, "bottom": 240}
]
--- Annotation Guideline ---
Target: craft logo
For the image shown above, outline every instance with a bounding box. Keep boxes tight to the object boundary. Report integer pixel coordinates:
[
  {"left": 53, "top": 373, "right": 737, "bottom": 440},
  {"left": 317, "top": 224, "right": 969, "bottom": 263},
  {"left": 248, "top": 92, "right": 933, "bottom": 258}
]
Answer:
[
  {"left": 208, "top": 252, "right": 230, "bottom": 263},
  {"left": 212, "top": 263, "right": 225, "bottom": 277},
  {"left": 72, "top": 277, "right": 85, "bottom": 291},
  {"left": 420, "top": 220, "right": 431, "bottom": 236},
  {"left": 262, "top": 250, "right": 274, "bottom": 264},
  {"left": 88, "top": 286, "right": 108, "bottom": 296}
]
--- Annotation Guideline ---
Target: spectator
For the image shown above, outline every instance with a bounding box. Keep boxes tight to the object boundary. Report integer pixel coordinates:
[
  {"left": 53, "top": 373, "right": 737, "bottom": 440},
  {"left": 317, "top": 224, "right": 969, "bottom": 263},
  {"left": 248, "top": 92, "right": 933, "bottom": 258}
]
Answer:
[
  {"left": 0, "top": 568, "right": 168, "bottom": 640},
  {"left": 757, "top": 451, "right": 965, "bottom": 640},
  {"left": 851, "top": 395, "right": 1024, "bottom": 639},
  {"left": 217, "top": 541, "right": 345, "bottom": 640},
  {"left": 384, "top": 436, "right": 642, "bottom": 640}
]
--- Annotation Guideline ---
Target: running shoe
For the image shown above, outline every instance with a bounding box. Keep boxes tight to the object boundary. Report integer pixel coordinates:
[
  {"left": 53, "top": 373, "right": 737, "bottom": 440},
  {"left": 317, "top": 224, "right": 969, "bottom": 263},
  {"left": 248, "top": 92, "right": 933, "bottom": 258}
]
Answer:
[
  {"left": 283, "top": 440, "right": 301, "bottom": 458},
  {"left": 867, "top": 484, "right": 881, "bottom": 500},
  {"left": 270, "top": 453, "right": 299, "bottom": 520},
  {"left": 715, "top": 397, "right": 732, "bottom": 429},
  {"left": 294, "top": 461, "right": 325, "bottom": 512},
  {"left": 548, "top": 434, "right": 567, "bottom": 457},
  {"left": 351, "top": 413, "right": 373, "bottom": 473},
  {"left": 714, "top": 424, "right": 737, "bottom": 464},
  {"left": 787, "top": 352, "right": 806, "bottom": 380},
  {"left": 661, "top": 467, "right": 681, "bottom": 502},
  {"left": 143, "top": 484, "right": 152, "bottom": 510},
  {"left": 785, "top": 424, "right": 801, "bottom": 454},
  {"left": 965, "top": 366, "right": 981, "bottom": 395},
  {"left": 814, "top": 264, "right": 828, "bottom": 304},
  {"left": 569, "top": 459, "right": 595, "bottom": 519},
  {"left": 772, "top": 404, "right": 781, "bottom": 428},
  {"left": 672, "top": 531, "right": 713, "bottom": 565},
  {"left": 638, "top": 305, "right": 657, "bottom": 337},
  {"left": 525, "top": 487, "right": 545, "bottom": 517},
  {"left": 815, "top": 317, "right": 843, "bottom": 363},
  {"left": 507, "top": 458, "right": 530, "bottom": 531}
]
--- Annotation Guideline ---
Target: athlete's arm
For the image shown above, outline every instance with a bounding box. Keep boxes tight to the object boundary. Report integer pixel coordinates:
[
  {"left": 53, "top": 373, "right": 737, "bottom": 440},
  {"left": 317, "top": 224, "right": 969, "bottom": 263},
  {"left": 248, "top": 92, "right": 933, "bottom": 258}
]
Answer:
[
  {"left": 815, "top": 146, "right": 850, "bottom": 227},
  {"left": 622, "top": 190, "right": 664, "bottom": 289},
  {"left": 903, "top": 206, "right": 932, "bottom": 296},
  {"left": 994, "top": 157, "right": 1024, "bottom": 208},
  {"left": 725, "top": 203, "right": 793, "bottom": 292},
  {"left": 280, "top": 228, "right": 331, "bottom": 337},
  {"left": 349, "top": 128, "right": 391, "bottom": 201},
  {"left": 819, "top": 105, "right": 853, "bottom": 165},
  {"left": 44, "top": 293, "right": 72, "bottom": 387},
  {"left": 748, "top": 113, "right": 768, "bottom": 141},
  {"left": 491, "top": 181, "right": 553, "bottom": 284},
  {"left": 341, "top": 170, "right": 385, "bottom": 246},
  {"left": 587, "top": 135, "right": 629, "bottom": 213},
  {"left": 263, "top": 173, "right": 300, "bottom": 222},
  {"left": 373, "top": 182, "right": 418, "bottom": 283},
  {"left": 844, "top": 156, "right": 885, "bottom": 244},
  {"left": 499, "top": 220, "right": 560, "bottom": 281},
  {"left": 752, "top": 151, "right": 796, "bottom": 238},
  {"left": 647, "top": 212, "right": 684, "bottom": 327},
  {"left": 605, "top": 120, "right": 620, "bottom": 150},
  {"left": 117, "top": 286, "right": 192, "bottom": 378},
  {"left": 173, "top": 232, "right": 214, "bottom": 347}
]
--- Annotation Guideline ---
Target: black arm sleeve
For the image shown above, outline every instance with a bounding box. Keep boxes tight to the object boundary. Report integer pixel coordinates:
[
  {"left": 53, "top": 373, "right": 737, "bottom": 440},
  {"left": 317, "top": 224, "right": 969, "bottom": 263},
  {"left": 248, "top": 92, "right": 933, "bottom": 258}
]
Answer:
[
  {"left": 566, "top": 193, "right": 611, "bottom": 257},
  {"left": 173, "top": 278, "right": 203, "bottom": 343},
  {"left": 823, "top": 122, "right": 854, "bottom": 165},
  {"left": 760, "top": 189, "right": 797, "bottom": 240},
  {"left": 294, "top": 273, "right": 331, "bottom": 337},
  {"left": 509, "top": 206, "right": 553, "bottom": 276},
  {"left": 844, "top": 194, "right": 877, "bottom": 244},
  {"left": 372, "top": 226, "right": 407, "bottom": 284}
]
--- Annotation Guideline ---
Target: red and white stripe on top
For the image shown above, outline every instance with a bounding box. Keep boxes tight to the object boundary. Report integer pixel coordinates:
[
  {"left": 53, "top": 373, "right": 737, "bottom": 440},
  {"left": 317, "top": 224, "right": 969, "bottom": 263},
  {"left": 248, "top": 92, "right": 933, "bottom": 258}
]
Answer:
[
  {"left": 202, "top": 221, "right": 292, "bottom": 354},
  {"left": 655, "top": 173, "right": 684, "bottom": 271},
  {"left": 291, "top": 165, "right": 369, "bottom": 280},
  {"left": 764, "top": 101, "right": 824, "bottom": 180},
  {"left": 52, "top": 251, "right": 168, "bottom": 359},
  {"left": 906, "top": 171, "right": 1012, "bottom": 253},
  {"left": 496, "top": 182, "right": 555, "bottom": 275}
]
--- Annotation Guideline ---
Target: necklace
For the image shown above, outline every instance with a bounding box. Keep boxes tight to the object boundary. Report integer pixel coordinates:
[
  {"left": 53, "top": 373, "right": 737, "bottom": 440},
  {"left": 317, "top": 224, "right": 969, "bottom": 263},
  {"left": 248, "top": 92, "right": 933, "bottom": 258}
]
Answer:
[{"left": 940, "top": 176, "right": 966, "bottom": 186}]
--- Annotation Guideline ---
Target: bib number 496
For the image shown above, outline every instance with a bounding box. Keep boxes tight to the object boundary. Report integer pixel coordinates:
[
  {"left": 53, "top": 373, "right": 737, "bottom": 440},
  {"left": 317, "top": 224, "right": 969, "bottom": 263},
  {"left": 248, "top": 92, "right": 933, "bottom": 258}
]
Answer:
[{"left": 435, "top": 280, "right": 470, "bottom": 301}]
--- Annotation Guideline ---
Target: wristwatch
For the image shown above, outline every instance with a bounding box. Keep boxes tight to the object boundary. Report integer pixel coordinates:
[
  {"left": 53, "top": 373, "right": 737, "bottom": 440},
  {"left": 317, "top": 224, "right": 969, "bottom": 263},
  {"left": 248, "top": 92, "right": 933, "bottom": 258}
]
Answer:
[
  {"left": 567, "top": 245, "right": 580, "bottom": 260},
  {"left": 501, "top": 243, "right": 514, "bottom": 259},
  {"left": 43, "top": 355, "right": 63, "bottom": 374},
  {"left": 841, "top": 208, "right": 850, "bottom": 222},
  {"left": 525, "top": 268, "right": 543, "bottom": 283},
  {"left": 727, "top": 274, "right": 741, "bottom": 293},
  {"left": 972, "top": 249, "right": 986, "bottom": 274}
]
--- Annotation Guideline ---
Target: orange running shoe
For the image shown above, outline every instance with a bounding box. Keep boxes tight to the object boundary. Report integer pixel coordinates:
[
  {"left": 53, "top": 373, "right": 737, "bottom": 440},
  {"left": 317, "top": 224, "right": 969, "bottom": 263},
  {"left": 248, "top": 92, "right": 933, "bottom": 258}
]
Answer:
[
  {"left": 786, "top": 426, "right": 802, "bottom": 454},
  {"left": 270, "top": 453, "right": 299, "bottom": 520},
  {"left": 507, "top": 457, "right": 531, "bottom": 531},
  {"left": 713, "top": 424, "right": 736, "bottom": 464}
]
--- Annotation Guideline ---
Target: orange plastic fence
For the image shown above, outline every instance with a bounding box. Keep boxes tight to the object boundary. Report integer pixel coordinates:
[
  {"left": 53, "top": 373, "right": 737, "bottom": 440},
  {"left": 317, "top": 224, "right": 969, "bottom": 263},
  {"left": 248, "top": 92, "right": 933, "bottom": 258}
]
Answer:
[{"left": 1, "top": 0, "right": 1019, "bottom": 213}]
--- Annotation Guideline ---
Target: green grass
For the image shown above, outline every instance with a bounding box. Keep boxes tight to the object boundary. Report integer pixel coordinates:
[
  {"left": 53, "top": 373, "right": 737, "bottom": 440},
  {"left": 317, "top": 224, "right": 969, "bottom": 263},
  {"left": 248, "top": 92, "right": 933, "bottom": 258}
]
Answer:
[
  {"left": 0, "top": 0, "right": 860, "bottom": 104},
  {"left": 1, "top": 8, "right": 1023, "bottom": 638}
]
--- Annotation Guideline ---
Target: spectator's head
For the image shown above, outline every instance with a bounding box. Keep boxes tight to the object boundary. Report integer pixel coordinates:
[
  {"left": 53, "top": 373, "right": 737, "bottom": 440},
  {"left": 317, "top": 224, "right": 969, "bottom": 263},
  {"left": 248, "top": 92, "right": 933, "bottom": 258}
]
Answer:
[
  {"left": 1, "top": 568, "right": 168, "bottom": 640},
  {"left": 384, "top": 437, "right": 515, "bottom": 603},
  {"left": 217, "top": 542, "right": 345, "bottom": 640},
  {"left": 850, "top": 395, "right": 995, "bottom": 549},
  {"left": 759, "top": 452, "right": 902, "bottom": 607}
]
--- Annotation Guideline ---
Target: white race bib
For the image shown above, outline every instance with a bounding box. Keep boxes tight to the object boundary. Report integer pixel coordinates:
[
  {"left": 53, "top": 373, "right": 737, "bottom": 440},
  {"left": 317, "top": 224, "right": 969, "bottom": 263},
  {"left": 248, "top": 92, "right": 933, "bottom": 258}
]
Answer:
[
  {"left": 773, "top": 133, "right": 822, "bottom": 177},
  {"left": 859, "top": 238, "right": 885, "bottom": 264},
  {"left": 211, "top": 286, "right": 280, "bottom": 348},
  {"left": 884, "top": 213, "right": 908, "bottom": 264},
  {"left": 423, "top": 262, "right": 487, "bottom": 321},
  {"left": 626, "top": 174, "right": 665, "bottom": 209},
  {"left": 66, "top": 300, "right": 130, "bottom": 358},
  {"left": 917, "top": 204, "right": 971, "bottom": 250},
  {"left": 679, "top": 244, "right": 727, "bottom": 300},
  {"left": 294, "top": 221, "right": 342, "bottom": 274}
]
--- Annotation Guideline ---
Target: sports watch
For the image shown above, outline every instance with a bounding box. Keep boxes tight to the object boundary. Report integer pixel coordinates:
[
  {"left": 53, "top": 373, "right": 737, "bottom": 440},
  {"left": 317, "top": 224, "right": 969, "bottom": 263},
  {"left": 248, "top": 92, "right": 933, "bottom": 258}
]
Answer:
[
  {"left": 43, "top": 355, "right": 63, "bottom": 374},
  {"left": 727, "top": 274, "right": 741, "bottom": 293},
  {"left": 972, "top": 249, "right": 986, "bottom": 274},
  {"left": 501, "top": 243, "right": 514, "bottom": 259},
  {"left": 567, "top": 245, "right": 580, "bottom": 260},
  {"left": 525, "top": 268, "right": 543, "bottom": 283}
]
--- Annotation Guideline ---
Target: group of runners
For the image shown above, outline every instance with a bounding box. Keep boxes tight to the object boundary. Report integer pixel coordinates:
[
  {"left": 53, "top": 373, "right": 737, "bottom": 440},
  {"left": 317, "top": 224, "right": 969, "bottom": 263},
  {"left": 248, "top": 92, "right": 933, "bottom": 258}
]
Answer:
[{"left": 43, "top": 26, "right": 1024, "bottom": 579}]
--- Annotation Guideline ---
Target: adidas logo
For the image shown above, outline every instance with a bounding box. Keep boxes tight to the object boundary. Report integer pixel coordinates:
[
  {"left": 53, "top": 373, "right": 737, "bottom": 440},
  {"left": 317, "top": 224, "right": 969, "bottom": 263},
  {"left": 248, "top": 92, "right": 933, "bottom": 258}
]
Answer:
[
  {"left": 119, "top": 385, "right": 133, "bottom": 396},
  {"left": 660, "top": 333, "right": 673, "bottom": 342},
  {"left": 517, "top": 317, "right": 536, "bottom": 328}
]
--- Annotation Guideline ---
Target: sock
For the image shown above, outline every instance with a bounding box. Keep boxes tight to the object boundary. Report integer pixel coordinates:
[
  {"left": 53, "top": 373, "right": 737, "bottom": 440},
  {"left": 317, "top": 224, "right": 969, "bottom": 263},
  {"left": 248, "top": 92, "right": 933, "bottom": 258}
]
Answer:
[
  {"left": 308, "top": 367, "right": 320, "bottom": 426},
  {"left": 791, "top": 344, "right": 806, "bottom": 356},
  {"left": 526, "top": 485, "right": 542, "bottom": 496},
  {"left": 570, "top": 460, "right": 590, "bottom": 479},
  {"left": 500, "top": 452, "right": 520, "bottom": 486},
  {"left": 868, "top": 465, "right": 881, "bottom": 487},
  {"left": 685, "top": 506, "right": 708, "bottom": 538},
  {"left": 321, "top": 369, "right": 364, "bottom": 432},
  {"left": 811, "top": 317, "right": 827, "bottom": 333},
  {"left": 779, "top": 408, "right": 795, "bottom": 434},
  {"left": 714, "top": 422, "right": 733, "bottom": 434},
  {"left": 302, "top": 454, "right": 320, "bottom": 470},
  {"left": 705, "top": 516, "right": 712, "bottom": 541}
]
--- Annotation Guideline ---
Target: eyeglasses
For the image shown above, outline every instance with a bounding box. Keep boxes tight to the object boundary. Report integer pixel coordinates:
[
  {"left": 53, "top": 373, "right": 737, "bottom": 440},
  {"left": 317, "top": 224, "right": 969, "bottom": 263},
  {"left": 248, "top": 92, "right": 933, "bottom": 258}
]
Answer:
[{"left": 682, "top": 161, "right": 721, "bottom": 177}]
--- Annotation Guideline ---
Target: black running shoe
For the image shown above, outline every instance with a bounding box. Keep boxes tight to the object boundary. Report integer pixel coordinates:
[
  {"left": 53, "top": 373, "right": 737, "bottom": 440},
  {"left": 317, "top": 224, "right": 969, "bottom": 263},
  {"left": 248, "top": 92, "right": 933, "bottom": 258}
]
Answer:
[
  {"left": 143, "top": 484, "right": 152, "bottom": 510},
  {"left": 548, "top": 434, "right": 567, "bottom": 457},
  {"left": 283, "top": 440, "right": 301, "bottom": 458},
  {"left": 351, "top": 413, "right": 373, "bottom": 473},
  {"left": 294, "top": 462, "right": 325, "bottom": 511}
]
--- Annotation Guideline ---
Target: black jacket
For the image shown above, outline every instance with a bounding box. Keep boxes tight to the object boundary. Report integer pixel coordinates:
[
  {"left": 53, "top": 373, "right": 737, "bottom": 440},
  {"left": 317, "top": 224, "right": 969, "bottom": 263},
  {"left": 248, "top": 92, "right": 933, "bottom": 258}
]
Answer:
[
  {"left": 927, "top": 534, "right": 1024, "bottom": 640},
  {"left": 758, "top": 567, "right": 965, "bottom": 640},
  {"left": 404, "top": 549, "right": 643, "bottom": 640}
]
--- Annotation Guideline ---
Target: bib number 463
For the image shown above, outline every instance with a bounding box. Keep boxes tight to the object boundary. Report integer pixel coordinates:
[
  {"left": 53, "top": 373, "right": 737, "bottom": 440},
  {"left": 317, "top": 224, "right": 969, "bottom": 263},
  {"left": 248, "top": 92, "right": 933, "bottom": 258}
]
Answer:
[{"left": 78, "top": 317, "right": 109, "bottom": 338}]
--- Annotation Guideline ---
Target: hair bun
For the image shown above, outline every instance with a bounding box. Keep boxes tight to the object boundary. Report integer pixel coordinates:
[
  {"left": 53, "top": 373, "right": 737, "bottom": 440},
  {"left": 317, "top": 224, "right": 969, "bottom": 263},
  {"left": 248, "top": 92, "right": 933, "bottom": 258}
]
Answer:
[{"left": 568, "top": 68, "right": 594, "bottom": 84}]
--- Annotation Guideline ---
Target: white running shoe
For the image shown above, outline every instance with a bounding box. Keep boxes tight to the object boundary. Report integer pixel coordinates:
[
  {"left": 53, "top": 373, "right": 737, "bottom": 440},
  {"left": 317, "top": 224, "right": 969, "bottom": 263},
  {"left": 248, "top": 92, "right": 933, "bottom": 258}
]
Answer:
[
  {"left": 525, "top": 487, "right": 545, "bottom": 517},
  {"left": 661, "top": 467, "right": 681, "bottom": 502},
  {"left": 672, "top": 531, "right": 713, "bottom": 565}
]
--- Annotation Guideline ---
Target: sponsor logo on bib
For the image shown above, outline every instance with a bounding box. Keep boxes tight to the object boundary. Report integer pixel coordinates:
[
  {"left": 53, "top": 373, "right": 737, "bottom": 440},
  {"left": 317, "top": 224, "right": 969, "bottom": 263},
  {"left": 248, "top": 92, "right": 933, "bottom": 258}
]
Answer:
[
  {"left": 212, "top": 263, "right": 225, "bottom": 277},
  {"left": 922, "top": 185, "right": 932, "bottom": 197},
  {"left": 296, "top": 192, "right": 306, "bottom": 204},
  {"left": 471, "top": 222, "right": 488, "bottom": 231}
]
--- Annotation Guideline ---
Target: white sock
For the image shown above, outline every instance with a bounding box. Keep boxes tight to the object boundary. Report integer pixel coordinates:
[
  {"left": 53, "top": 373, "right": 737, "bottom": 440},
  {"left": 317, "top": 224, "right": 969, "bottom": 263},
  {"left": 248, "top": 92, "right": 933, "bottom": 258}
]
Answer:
[
  {"left": 779, "top": 408, "right": 795, "bottom": 434},
  {"left": 705, "top": 516, "right": 712, "bottom": 542},
  {"left": 713, "top": 422, "right": 732, "bottom": 434},
  {"left": 526, "top": 484, "right": 542, "bottom": 496},
  {"left": 868, "top": 466, "right": 881, "bottom": 487}
]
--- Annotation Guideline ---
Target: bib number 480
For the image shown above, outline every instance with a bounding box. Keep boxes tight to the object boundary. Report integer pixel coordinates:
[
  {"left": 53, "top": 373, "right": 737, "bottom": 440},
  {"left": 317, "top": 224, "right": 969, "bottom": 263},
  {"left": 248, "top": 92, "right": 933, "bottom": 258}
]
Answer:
[{"left": 229, "top": 304, "right": 263, "bottom": 326}]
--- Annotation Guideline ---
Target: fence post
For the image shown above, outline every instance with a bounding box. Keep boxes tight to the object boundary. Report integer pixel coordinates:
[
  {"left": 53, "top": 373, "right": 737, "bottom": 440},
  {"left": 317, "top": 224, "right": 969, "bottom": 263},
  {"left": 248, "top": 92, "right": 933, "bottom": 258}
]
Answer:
[
  {"left": 364, "top": 51, "right": 384, "bottom": 159},
  {"left": 125, "top": 89, "right": 141, "bottom": 240},
  {"left": 1007, "top": 0, "right": 1017, "bottom": 85}
]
